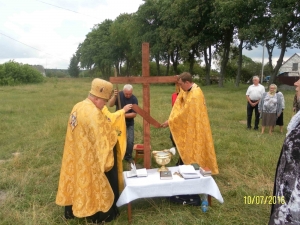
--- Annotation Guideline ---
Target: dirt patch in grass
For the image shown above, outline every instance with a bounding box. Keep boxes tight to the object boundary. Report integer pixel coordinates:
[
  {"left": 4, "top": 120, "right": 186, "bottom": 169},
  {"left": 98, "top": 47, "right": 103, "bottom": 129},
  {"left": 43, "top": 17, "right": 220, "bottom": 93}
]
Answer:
[
  {"left": 239, "top": 120, "right": 247, "bottom": 124},
  {"left": 0, "top": 152, "right": 21, "bottom": 164},
  {"left": 0, "top": 191, "right": 7, "bottom": 203}
]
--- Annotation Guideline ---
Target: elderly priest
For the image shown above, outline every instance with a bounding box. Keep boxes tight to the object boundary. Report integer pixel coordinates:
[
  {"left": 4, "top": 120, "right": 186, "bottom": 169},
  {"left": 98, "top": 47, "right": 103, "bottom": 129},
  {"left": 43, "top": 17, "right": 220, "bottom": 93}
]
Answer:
[{"left": 56, "top": 78, "right": 132, "bottom": 223}]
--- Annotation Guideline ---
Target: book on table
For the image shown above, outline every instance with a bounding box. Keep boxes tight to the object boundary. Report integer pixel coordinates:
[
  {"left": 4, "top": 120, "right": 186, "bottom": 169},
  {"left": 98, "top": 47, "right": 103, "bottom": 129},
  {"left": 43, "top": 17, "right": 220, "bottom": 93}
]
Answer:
[
  {"left": 126, "top": 163, "right": 147, "bottom": 178},
  {"left": 178, "top": 165, "right": 200, "bottom": 179},
  {"left": 199, "top": 167, "right": 212, "bottom": 177},
  {"left": 160, "top": 171, "right": 173, "bottom": 180}
]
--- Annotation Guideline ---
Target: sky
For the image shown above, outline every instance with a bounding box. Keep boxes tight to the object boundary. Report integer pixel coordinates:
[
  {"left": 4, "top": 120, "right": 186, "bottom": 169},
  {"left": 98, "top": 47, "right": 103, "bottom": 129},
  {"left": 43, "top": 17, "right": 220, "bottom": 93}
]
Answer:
[
  {"left": 0, "top": 0, "right": 299, "bottom": 70},
  {"left": 0, "top": 0, "right": 144, "bottom": 69}
]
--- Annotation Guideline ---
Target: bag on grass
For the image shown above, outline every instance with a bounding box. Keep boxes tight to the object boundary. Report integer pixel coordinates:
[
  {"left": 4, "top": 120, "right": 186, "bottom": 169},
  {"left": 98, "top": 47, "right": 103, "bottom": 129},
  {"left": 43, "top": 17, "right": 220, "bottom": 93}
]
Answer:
[{"left": 167, "top": 194, "right": 201, "bottom": 206}]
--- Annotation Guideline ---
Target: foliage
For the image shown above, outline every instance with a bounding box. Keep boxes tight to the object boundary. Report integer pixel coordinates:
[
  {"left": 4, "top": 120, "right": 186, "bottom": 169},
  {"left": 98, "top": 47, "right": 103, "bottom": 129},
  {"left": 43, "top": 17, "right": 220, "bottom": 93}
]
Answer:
[
  {"left": 0, "top": 61, "right": 44, "bottom": 86},
  {"left": 45, "top": 69, "right": 69, "bottom": 78},
  {"left": 110, "top": 13, "right": 141, "bottom": 76},
  {"left": 249, "top": 0, "right": 300, "bottom": 83},
  {"left": 68, "top": 54, "right": 80, "bottom": 78},
  {"left": 72, "top": 0, "right": 299, "bottom": 86},
  {"left": 131, "top": 0, "right": 167, "bottom": 75},
  {"left": 78, "top": 19, "right": 115, "bottom": 80}
]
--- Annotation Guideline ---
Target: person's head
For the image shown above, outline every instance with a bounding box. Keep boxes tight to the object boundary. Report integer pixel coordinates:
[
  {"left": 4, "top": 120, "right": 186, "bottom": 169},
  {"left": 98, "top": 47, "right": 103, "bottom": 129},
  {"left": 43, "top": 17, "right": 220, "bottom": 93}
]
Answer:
[
  {"left": 252, "top": 76, "right": 260, "bottom": 85},
  {"left": 269, "top": 84, "right": 277, "bottom": 94},
  {"left": 89, "top": 78, "right": 113, "bottom": 109},
  {"left": 294, "top": 79, "right": 300, "bottom": 97},
  {"left": 177, "top": 72, "right": 193, "bottom": 91},
  {"left": 123, "top": 84, "right": 133, "bottom": 99}
]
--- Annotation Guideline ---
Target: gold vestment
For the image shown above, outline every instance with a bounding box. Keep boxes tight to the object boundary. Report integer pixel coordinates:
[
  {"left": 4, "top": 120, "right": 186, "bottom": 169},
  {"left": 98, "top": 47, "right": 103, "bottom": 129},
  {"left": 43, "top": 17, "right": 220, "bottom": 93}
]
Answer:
[
  {"left": 101, "top": 106, "right": 126, "bottom": 192},
  {"left": 169, "top": 84, "right": 219, "bottom": 175},
  {"left": 56, "top": 99, "right": 125, "bottom": 217}
]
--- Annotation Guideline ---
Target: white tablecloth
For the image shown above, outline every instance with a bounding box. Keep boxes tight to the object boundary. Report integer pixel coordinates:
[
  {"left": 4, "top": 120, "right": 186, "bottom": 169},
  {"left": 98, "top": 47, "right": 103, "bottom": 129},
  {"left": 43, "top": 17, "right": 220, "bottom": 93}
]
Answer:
[{"left": 116, "top": 166, "right": 224, "bottom": 207}]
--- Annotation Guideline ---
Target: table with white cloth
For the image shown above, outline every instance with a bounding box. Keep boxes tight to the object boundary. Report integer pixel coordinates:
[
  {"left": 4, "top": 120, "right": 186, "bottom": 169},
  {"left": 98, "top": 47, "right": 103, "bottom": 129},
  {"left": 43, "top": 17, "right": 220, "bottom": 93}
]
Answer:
[{"left": 117, "top": 166, "right": 224, "bottom": 222}]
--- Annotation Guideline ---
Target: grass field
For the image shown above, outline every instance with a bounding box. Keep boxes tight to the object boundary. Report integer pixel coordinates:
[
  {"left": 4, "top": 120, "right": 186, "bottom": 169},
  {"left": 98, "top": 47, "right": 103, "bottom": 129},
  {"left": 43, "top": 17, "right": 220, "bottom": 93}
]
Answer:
[{"left": 0, "top": 77, "right": 296, "bottom": 225}]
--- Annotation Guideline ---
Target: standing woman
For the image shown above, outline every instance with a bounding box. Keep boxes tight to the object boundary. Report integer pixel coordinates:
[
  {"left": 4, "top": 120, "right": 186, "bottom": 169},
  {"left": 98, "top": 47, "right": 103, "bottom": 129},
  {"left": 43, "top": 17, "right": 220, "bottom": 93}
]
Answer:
[
  {"left": 275, "top": 90, "right": 285, "bottom": 133},
  {"left": 258, "top": 84, "right": 282, "bottom": 134},
  {"left": 269, "top": 79, "right": 300, "bottom": 224}
]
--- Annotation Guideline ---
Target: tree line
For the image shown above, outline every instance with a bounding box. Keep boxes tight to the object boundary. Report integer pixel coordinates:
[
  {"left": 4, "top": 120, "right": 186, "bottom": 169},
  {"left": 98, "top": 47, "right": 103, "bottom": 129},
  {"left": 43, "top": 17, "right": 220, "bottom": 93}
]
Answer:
[{"left": 69, "top": 0, "right": 300, "bottom": 87}]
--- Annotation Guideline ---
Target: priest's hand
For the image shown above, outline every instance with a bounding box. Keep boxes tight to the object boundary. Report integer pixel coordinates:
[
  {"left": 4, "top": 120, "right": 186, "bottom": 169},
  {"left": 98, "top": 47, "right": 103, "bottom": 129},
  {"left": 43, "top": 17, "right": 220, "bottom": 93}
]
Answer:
[
  {"left": 123, "top": 104, "right": 133, "bottom": 112},
  {"left": 161, "top": 120, "right": 169, "bottom": 128}
]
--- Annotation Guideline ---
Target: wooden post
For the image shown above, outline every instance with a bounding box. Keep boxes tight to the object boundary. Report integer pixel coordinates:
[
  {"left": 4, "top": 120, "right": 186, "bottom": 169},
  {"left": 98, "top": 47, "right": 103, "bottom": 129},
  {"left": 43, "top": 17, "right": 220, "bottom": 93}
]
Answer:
[
  {"left": 142, "top": 43, "right": 151, "bottom": 169},
  {"left": 109, "top": 43, "right": 177, "bottom": 168}
]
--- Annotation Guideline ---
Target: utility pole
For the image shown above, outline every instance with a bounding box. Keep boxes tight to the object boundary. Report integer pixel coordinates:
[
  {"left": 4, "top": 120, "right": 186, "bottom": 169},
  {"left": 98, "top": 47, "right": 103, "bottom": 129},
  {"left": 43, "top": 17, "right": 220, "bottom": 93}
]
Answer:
[{"left": 261, "top": 41, "right": 265, "bottom": 83}]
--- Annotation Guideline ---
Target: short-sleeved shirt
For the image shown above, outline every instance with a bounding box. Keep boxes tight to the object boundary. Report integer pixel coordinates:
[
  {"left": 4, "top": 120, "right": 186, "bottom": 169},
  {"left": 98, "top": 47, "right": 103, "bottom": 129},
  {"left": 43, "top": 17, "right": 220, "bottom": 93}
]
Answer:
[
  {"left": 246, "top": 84, "right": 265, "bottom": 101},
  {"left": 115, "top": 91, "right": 138, "bottom": 126}
]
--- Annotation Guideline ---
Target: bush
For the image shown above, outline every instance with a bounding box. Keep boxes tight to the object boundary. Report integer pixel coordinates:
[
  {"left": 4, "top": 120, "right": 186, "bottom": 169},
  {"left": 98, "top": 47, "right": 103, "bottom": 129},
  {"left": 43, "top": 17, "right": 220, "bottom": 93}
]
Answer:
[{"left": 0, "top": 61, "right": 44, "bottom": 86}]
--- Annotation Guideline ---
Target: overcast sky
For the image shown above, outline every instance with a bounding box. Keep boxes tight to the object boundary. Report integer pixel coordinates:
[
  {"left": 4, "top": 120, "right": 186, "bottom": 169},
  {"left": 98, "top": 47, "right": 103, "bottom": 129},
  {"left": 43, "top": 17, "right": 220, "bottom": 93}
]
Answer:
[{"left": 0, "top": 0, "right": 299, "bottom": 70}]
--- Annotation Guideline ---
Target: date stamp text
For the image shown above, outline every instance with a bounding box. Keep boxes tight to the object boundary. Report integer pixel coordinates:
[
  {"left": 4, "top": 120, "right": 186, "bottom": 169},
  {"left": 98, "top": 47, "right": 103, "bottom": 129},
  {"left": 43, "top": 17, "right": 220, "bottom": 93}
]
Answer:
[{"left": 244, "top": 196, "right": 285, "bottom": 204}]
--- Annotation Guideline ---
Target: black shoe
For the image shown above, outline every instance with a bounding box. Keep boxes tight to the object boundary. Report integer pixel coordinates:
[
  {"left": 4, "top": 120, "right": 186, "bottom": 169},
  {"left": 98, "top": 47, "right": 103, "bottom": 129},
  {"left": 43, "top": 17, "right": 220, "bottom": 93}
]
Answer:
[
  {"left": 254, "top": 127, "right": 258, "bottom": 130},
  {"left": 247, "top": 126, "right": 251, "bottom": 130},
  {"left": 64, "top": 206, "right": 75, "bottom": 219}
]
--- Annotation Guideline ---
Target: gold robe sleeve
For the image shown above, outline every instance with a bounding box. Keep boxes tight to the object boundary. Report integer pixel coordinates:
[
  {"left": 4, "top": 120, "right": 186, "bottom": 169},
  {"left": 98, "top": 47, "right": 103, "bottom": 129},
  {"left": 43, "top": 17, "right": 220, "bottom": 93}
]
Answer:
[
  {"left": 56, "top": 99, "right": 118, "bottom": 218},
  {"left": 169, "top": 84, "right": 219, "bottom": 175},
  {"left": 102, "top": 106, "right": 127, "bottom": 192}
]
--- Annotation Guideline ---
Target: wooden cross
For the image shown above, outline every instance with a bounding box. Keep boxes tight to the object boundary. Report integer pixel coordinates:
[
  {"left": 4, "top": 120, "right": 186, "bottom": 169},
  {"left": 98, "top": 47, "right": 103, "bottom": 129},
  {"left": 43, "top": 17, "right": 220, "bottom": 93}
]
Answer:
[{"left": 109, "top": 42, "right": 177, "bottom": 169}]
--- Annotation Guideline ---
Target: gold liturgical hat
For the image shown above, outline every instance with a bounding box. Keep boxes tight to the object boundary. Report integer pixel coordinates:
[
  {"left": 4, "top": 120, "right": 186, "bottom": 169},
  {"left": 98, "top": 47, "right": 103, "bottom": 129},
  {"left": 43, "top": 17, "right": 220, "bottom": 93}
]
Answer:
[{"left": 90, "top": 78, "right": 113, "bottom": 100}]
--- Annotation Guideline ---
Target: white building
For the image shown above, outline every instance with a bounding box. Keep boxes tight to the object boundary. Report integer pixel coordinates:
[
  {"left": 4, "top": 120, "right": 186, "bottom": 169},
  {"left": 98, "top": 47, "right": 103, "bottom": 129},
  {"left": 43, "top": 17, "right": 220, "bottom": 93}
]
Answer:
[{"left": 279, "top": 53, "right": 300, "bottom": 76}]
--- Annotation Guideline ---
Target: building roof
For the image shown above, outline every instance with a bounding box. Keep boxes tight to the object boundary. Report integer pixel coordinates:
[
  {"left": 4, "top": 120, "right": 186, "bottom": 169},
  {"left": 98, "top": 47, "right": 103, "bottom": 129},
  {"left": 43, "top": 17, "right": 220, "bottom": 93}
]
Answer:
[{"left": 281, "top": 53, "right": 300, "bottom": 66}]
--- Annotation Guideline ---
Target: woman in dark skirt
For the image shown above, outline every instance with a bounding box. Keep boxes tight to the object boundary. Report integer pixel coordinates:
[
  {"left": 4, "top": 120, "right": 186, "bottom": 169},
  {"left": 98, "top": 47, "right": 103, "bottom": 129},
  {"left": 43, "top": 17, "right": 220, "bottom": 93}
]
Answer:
[
  {"left": 258, "top": 84, "right": 283, "bottom": 134},
  {"left": 275, "top": 90, "right": 285, "bottom": 133}
]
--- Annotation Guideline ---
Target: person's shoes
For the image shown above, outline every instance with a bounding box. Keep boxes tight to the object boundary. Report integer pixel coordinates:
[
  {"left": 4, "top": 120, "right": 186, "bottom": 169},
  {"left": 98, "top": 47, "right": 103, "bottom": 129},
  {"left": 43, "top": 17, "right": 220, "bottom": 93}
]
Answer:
[
  {"left": 254, "top": 127, "right": 259, "bottom": 130},
  {"left": 64, "top": 206, "right": 75, "bottom": 219},
  {"left": 247, "top": 126, "right": 251, "bottom": 130}
]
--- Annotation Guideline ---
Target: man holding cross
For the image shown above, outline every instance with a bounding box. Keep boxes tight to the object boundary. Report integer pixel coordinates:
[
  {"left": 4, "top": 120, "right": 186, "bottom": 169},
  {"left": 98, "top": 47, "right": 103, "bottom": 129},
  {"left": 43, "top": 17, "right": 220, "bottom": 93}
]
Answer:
[
  {"left": 108, "top": 84, "right": 138, "bottom": 163},
  {"left": 161, "top": 72, "right": 219, "bottom": 175}
]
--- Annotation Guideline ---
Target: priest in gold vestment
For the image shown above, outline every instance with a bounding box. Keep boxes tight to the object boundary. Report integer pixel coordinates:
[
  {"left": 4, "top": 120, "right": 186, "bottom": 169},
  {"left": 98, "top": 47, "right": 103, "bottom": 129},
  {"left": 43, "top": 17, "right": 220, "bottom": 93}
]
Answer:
[
  {"left": 161, "top": 72, "right": 219, "bottom": 175},
  {"left": 56, "top": 78, "right": 132, "bottom": 223}
]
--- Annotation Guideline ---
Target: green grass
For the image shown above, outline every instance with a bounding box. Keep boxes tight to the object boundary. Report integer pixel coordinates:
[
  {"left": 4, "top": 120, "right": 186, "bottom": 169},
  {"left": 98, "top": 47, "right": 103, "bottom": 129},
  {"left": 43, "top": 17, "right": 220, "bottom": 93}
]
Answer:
[{"left": 0, "top": 78, "right": 295, "bottom": 224}]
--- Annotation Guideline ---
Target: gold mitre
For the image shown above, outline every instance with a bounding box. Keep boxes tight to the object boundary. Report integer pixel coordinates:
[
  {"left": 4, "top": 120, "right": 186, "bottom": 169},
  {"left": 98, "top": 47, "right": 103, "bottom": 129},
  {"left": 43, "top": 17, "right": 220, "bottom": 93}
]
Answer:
[{"left": 90, "top": 78, "right": 113, "bottom": 100}]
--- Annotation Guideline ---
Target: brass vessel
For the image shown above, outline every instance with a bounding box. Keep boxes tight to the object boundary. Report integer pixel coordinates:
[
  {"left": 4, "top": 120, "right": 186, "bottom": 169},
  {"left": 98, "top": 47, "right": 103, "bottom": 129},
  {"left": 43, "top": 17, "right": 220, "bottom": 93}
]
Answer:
[{"left": 153, "top": 150, "right": 172, "bottom": 172}]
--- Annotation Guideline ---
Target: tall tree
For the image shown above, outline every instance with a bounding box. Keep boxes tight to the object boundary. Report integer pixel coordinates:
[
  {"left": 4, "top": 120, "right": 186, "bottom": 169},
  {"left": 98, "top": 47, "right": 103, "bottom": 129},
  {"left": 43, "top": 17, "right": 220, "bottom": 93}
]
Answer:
[
  {"left": 159, "top": 0, "right": 212, "bottom": 75},
  {"left": 68, "top": 54, "right": 80, "bottom": 78},
  {"left": 257, "top": 0, "right": 300, "bottom": 84},
  {"left": 212, "top": 0, "right": 235, "bottom": 87},
  {"left": 78, "top": 19, "right": 114, "bottom": 79},
  {"left": 110, "top": 13, "right": 140, "bottom": 76},
  {"left": 132, "top": 0, "right": 166, "bottom": 75},
  {"left": 233, "top": 0, "right": 265, "bottom": 87},
  {"left": 198, "top": 0, "right": 220, "bottom": 85}
]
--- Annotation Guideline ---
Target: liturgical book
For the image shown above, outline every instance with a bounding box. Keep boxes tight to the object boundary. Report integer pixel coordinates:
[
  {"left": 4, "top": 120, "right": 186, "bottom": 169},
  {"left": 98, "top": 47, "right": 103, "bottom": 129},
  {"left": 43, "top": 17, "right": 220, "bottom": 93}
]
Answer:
[
  {"left": 178, "top": 165, "right": 200, "bottom": 179},
  {"left": 126, "top": 163, "right": 147, "bottom": 178}
]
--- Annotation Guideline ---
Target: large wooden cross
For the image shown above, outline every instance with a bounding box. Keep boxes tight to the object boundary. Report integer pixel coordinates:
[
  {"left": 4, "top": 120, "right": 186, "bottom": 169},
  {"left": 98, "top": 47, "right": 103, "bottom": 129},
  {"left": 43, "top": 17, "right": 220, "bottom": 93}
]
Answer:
[{"left": 109, "top": 43, "right": 177, "bottom": 169}]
